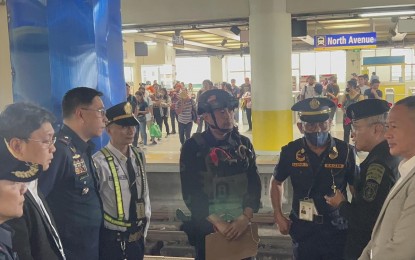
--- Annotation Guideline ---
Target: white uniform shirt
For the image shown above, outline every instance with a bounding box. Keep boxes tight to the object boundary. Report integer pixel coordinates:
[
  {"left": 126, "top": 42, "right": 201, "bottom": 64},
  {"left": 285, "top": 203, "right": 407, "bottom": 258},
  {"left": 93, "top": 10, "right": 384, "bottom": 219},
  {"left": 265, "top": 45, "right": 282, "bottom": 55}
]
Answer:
[{"left": 93, "top": 143, "right": 151, "bottom": 236}]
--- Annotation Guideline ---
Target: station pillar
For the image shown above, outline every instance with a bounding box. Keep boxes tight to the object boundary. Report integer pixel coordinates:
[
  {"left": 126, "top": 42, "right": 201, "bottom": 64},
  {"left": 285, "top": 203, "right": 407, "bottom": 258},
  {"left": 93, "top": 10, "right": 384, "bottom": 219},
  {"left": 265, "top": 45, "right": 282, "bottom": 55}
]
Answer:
[
  {"left": 249, "top": 0, "right": 293, "bottom": 153},
  {"left": 0, "top": 4, "right": 13, "bottom": 109},
  {"left": 210, "top": 56, "right": 223, "bottom": 84}
]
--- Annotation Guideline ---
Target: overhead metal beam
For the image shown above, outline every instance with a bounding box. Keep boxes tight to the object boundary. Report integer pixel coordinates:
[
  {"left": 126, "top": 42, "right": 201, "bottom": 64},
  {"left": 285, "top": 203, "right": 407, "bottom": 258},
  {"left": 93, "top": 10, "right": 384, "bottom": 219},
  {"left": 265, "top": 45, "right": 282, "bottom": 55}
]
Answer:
[
  {"left": 199, "top": 28, "right": 240, "bottom": 41},
  {"left": 141, "top": 32, "right": 231, "bottom": 51}
]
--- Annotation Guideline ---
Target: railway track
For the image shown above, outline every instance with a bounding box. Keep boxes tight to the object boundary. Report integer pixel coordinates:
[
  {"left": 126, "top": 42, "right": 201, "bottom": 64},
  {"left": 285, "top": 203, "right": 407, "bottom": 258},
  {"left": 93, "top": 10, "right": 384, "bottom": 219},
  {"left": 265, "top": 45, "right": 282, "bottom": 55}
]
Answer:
[{"left": 145, "top": 211, "right": 293, "bottom": 260}]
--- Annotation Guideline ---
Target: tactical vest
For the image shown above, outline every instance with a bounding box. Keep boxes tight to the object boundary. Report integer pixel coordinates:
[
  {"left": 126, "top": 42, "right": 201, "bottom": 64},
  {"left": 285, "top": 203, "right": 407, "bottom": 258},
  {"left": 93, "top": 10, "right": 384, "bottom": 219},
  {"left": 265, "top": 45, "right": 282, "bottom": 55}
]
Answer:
[
  {"left": 193, "top": 132, "right": 252, "bottom": 222},
  {"left": 100, "top": 146, "right": 146, "bottom": 228}
]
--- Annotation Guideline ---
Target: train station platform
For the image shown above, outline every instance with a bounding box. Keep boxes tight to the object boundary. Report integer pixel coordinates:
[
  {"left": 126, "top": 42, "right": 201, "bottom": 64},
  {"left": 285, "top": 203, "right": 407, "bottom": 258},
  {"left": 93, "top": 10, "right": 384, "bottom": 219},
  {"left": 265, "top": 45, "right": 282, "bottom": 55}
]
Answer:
[{"left": 143, "top": 121, "right": 346, "bottom": 169}]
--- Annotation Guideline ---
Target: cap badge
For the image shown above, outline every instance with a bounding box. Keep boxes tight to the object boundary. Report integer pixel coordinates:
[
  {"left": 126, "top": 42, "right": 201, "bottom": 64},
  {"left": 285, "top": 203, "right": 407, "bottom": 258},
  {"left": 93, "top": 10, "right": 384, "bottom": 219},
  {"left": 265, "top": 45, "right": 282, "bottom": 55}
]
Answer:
[
  {"left": 124, "top": 102, "right": 133, "bottom": 115},
  {"left": 310, "top": 99, "right": 320, "bottom": 110},
  {"left": 12, "top": 163, "right": 39, "bottom": 179},
  {"left": 296, "top": 148, "right": 306, "bottom": 162}
]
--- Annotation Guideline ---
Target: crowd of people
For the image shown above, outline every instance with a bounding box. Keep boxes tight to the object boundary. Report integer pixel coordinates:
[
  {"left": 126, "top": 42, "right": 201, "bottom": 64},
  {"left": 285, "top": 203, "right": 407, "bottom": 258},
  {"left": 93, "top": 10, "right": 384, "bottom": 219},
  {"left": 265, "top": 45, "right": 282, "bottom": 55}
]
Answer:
[
  {"left": 2, "top": 73, "right": 415, "bottom": 260},
  {"left": 126, "top": 77, "right": 253, "bottom": 148}
]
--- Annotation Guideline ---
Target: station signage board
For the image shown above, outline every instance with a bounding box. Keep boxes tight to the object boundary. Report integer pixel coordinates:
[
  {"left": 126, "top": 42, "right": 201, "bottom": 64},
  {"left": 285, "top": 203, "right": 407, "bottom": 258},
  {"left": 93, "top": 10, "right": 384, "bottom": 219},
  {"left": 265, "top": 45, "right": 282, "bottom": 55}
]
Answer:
[{"left": 314, "top": 32, "right": 376, "bottom": 51}]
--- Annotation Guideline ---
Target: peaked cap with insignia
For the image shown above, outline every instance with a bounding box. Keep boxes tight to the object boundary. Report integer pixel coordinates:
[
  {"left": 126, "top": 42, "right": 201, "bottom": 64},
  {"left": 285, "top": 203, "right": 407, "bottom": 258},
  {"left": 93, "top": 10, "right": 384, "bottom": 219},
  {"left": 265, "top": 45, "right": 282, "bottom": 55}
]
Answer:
[
  {"left": 346, "top": 99, "right": 390, "bottom": 121},
  {"left": 106, "top": 101, "right": 139, "bottom": 126},
  {"left": 292, "top": 97, "right": 335, "bottom": 122},
  {"left": 0, "top": 139, "right": 41, "bottom": 182}
]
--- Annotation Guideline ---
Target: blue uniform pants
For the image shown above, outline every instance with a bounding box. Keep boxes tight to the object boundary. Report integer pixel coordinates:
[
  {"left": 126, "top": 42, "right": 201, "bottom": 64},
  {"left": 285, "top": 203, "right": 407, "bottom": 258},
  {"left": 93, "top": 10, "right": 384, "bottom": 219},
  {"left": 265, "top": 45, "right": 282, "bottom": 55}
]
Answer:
[{"left": 290, "top": 220, "right": 347, "bottom": 260}]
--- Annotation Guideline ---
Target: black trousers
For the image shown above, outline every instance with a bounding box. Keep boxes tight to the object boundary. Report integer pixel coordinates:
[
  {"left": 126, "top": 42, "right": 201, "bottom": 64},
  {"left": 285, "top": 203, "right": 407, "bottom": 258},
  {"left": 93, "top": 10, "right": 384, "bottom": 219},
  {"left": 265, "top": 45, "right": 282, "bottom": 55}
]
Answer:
[{"left": 100, "top": 228, "right": 144, "bottom": 260}]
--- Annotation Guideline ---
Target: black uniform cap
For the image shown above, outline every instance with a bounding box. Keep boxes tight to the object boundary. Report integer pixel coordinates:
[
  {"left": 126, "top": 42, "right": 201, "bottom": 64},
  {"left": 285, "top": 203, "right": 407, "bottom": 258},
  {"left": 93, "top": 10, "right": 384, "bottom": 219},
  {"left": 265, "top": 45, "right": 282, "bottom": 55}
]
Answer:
[
  {"left": 106, "top": 101, "right": 139, "bottom": 126},
  {"left": 292, "top": 98, "right": 335, "bottom": 123},
  {"left": 346, "top": 99, "right": 390, "bottom": 121},
  {"left": 197, "top": 89, "right": 238, "bottom": 115},
  {"left": 0, "top": 139, "right": 41, "bottom": 182}
]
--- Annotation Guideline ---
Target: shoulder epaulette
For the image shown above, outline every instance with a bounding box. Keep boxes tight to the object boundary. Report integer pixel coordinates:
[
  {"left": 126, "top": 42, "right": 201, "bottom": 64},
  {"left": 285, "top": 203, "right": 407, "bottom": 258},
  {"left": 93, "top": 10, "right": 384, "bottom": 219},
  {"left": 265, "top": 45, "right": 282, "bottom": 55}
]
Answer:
[{"left": 57, "top": 135, "right": 71, "bottom": 145}]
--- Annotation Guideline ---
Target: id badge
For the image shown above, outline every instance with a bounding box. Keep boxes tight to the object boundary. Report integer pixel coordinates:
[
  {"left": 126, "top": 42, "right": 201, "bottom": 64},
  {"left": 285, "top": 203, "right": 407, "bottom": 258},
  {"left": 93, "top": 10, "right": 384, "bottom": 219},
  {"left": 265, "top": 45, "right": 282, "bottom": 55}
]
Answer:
[
  {"left": 136, "top": 199, "right": 146, "bottom": 219},
  {"left": 299, "top": 198, "right": 315, "bottom": 222}
]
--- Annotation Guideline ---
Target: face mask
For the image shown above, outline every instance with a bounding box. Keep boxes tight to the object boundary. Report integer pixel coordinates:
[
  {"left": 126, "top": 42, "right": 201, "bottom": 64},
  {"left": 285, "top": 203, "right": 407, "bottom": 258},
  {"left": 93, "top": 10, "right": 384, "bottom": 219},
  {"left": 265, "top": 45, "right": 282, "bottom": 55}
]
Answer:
[{"left": 304, "top": 132, "right": 329, "bottom": 147}]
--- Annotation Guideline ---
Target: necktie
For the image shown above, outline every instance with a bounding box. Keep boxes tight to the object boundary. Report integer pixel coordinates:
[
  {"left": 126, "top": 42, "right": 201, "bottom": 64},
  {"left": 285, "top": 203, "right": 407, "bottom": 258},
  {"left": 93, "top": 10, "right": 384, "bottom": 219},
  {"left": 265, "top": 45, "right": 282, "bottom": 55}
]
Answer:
[{"left": 126, "top": 157, "right": 139, "bottom": 221}]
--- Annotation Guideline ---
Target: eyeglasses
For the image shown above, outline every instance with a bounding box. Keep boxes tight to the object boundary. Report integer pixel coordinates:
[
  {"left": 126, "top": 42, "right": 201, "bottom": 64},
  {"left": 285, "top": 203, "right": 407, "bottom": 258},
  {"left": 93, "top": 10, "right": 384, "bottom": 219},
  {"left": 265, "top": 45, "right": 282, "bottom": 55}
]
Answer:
[
  {"left": 302, "top": 122, "right": 330, "bottom": 132},
  {"left": 81, "top": 108, "right": 106, "bottom": 117},
  {"left": 27, "top": 136, "right": 57, "bottom": 147}
]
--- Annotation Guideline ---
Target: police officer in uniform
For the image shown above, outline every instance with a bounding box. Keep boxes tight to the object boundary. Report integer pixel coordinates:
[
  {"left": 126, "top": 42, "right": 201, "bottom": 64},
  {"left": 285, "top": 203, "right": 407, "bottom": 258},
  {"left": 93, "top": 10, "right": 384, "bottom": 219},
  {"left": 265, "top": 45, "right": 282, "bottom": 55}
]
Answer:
[
  {"left": 180, "top": 89, "right": 262, "bottom": 260},
  {"left": 93, "top": 102, "right": 150, "bottom": 260},
  {"left": 0, "top": 144, "right": 36, "bottom": 260},
  {"left": 270, "top": 98, "right": 358, "bottom": 260},
  {"left": 39, "top": 87, "right": 107, "bottom": 260},
  {"left": 0, "top": 103, "right": 56, "bottom": 260},
  {"left": 325, "top": 99, "right": 400, "bottom": 260}
]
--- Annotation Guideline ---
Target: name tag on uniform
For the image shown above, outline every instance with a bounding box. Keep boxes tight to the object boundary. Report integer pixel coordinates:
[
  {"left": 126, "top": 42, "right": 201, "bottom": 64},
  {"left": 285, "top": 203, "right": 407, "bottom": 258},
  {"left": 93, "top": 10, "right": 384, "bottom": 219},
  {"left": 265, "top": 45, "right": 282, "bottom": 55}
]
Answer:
[
  {"left": 292, "top": 162, "right": 309, "bottom": 167},
  {"left": 324, "top": 163, "right": 344, "bottom": 169},
  {"left": 299, "top": 198, "right": 317, "bottom": 222},
  {"left": 136, "top": 200, "right": 146, "bottom": 219}
]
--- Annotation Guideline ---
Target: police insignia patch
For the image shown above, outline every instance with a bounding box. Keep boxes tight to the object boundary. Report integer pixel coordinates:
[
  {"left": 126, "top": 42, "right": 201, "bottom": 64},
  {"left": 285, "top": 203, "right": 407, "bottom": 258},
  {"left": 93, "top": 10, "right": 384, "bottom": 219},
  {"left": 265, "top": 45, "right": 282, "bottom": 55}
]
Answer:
[
  {"left": 363, "top": 181, "right": 379, "bottom": 202},
  {"left": 366, "top": 163, "right": 385, "bottom": 184},
  {"left": 296, "top": 149, "right": 306, "bottom": 162},
  {"left": 329, "top": 146, "right": 338, "bottom": 159}
]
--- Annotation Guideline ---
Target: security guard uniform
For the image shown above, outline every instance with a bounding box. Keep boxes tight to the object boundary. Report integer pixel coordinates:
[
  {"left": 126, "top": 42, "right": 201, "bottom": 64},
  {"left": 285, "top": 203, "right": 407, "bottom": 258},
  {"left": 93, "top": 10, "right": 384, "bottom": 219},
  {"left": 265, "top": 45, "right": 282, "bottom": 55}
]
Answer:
[
  {"left": 339, "top": 99, "right": 400, "bottom": 260},
  {"left": 38, "top": 125, "right": 103, "bottom": 260},
  {"left": 93, "top": 102, "right": 151, "bottom": 260},
  {"left": 274, "top": 97, "right": 358, "bottom": 260}
]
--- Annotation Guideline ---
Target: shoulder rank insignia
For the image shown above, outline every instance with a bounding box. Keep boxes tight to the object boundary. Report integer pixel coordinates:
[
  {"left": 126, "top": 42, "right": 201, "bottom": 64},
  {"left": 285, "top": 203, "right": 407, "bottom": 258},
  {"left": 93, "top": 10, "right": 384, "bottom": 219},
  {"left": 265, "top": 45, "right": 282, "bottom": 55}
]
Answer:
[
  {"left": 296, "top": 148, "right": 306, "bottom": 162},
  {"left": 329, "top": 146, "right": 338, "bottom": 159},
  {"left": 58, "top": 135, "right": 71, "bottom": 145},
  {"left": 12, "top": 163, "right": 39, "bottom": 179}
]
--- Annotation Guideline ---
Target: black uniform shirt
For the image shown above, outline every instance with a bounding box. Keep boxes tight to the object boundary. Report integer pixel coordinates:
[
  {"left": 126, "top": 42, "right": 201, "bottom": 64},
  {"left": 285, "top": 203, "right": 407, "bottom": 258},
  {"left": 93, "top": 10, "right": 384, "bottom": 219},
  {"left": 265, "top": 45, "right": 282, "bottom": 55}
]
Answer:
[
  {"left": 0, "top": 224, "right": 17, "bottom": 260},
  {"left": 274, "top": 136, "right": 357, "bottom": 219},
  {"left": 339, "top": 140, "right": 400, "bottom": 259},
  {"left": 38, "top": 125, "right": 103, "bottom": 260}
]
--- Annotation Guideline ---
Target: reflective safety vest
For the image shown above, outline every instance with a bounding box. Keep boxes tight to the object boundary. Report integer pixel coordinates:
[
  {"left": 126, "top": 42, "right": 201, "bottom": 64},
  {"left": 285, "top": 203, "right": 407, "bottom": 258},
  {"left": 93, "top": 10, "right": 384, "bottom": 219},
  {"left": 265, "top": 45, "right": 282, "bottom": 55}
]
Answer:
[{"left": 100, "top": 146, "right": 146, "bottom": 227}]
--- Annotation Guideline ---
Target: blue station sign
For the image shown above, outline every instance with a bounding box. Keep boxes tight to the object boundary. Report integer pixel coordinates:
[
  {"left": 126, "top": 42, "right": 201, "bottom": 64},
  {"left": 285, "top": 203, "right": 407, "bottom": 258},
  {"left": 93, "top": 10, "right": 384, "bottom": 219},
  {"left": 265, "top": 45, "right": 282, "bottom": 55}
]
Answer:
[{"left": 314, "top": 32, "right": 377, "bottom": 51}]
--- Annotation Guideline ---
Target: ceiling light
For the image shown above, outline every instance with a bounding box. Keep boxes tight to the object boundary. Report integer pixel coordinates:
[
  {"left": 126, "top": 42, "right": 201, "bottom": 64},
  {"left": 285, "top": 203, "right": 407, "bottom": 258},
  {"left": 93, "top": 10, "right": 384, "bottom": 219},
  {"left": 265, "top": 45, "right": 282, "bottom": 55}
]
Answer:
[
  {"left": 122, "top": 29, "right": 138, "bottom": 34},
  {"left": 167, "top": 42, "right": 173, "bottom": 47},
  {"left": 359, "top": 10, "right": 415, "bottom": 18},
  {"left": 145, "top": 41, "right": 157, "bottom": 46}
]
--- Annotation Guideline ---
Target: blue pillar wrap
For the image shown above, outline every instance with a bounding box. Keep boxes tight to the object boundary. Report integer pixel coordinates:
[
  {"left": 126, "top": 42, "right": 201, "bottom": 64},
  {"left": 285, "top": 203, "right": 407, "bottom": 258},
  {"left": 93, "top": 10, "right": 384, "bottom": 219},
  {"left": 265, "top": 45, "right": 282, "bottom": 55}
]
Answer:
[{"left": 7, "top": 0, "right": 125, "bottom": 149}]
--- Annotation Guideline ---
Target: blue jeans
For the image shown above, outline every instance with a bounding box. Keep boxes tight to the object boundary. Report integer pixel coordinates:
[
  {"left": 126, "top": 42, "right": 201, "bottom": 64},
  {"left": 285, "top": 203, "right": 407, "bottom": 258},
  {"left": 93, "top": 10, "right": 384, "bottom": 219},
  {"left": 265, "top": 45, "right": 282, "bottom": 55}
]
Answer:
[
  {"left": 178, "top": 121, "right": 193, "bottom": 144},
  {"left": 138, "top": 119, "right": 147, "bottom": 145}
]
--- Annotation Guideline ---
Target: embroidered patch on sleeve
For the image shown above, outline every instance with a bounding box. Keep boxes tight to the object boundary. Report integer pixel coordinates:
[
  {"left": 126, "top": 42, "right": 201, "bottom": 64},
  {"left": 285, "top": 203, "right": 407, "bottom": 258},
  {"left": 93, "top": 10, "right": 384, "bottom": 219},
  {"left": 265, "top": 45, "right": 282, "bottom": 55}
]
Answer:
[{"left": 365, "top": 163, "right": 385, "bottom": 184}]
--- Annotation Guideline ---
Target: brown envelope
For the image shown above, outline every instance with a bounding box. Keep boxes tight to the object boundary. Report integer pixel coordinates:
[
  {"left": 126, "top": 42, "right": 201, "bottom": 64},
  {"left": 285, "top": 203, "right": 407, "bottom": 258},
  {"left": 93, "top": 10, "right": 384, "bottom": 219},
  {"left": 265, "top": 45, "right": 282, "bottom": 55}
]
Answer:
[{"left": 205, "top": 223, "right": 259, "bottom": 260}]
